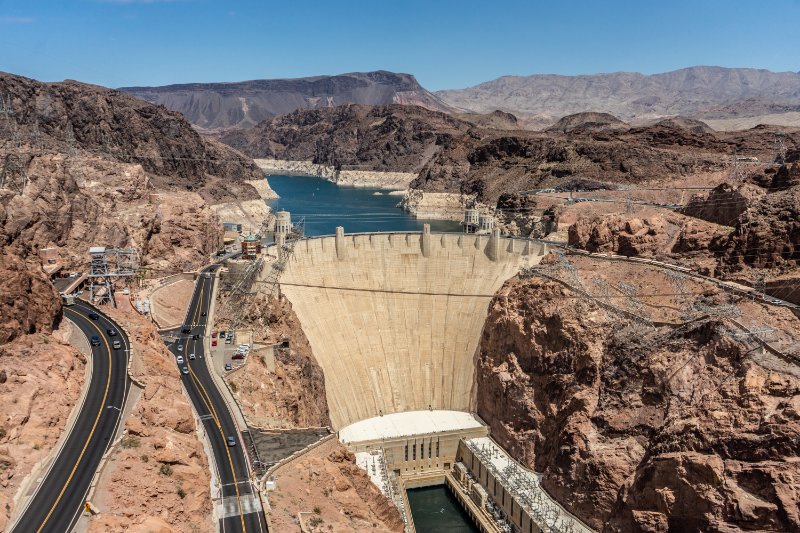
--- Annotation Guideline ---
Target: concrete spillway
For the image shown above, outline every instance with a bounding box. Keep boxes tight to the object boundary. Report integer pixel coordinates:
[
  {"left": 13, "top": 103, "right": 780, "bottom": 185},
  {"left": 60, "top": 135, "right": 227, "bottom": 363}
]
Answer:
[{"left": 274, "top": 229, "right": 547, "bottom": 429}]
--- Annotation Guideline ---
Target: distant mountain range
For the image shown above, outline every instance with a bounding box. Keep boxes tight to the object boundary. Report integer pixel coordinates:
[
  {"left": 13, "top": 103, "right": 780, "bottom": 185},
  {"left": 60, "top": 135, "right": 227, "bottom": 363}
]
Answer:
[
  {"left": 122, "top": 67, "right": 800, "bottom": 132},
  {"left": 436, "top": 66, "right": 800, "bottom": 128},
  {"left": 121, "top": 71, "right": 452, "bottom": 131}
]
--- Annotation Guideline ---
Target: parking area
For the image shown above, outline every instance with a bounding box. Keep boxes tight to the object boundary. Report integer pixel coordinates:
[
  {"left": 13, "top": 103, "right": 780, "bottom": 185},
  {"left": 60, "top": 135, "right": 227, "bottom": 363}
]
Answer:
[{"left": 208, "top": 329, "right": 252, "bottom": 374}]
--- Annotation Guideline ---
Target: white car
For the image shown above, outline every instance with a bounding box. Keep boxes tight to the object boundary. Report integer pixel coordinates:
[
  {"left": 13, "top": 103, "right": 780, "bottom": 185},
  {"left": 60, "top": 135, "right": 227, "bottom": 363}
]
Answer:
[
  {"left": 176, "top": 355, "right": 184, "bottom": 364},
  {"left": 189, "top": 353, "right": 196, "bottom": 360},
  {"left": 177, "top": 344, "right": 183, "bottom": 352}
]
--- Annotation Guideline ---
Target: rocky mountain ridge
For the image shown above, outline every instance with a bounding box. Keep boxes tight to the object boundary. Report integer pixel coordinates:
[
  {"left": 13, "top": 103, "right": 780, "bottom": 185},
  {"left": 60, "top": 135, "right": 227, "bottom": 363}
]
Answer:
[
  {"left": 437, "top": 66, "right": 800, "bottom": 127},
  {"left": 222, "top": 103, "right": 800, "bottom": 203},
  {"left": 122, "top": 71, "right": 453, "bottom": 131}
]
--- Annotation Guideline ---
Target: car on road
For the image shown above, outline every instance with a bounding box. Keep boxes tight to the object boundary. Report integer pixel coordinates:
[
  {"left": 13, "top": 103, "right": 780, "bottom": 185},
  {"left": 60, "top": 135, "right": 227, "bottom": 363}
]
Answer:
[
  {"left": 201, "top": 311, "right": 206, "bottom": 316},
  {"left": 211, "top": 339, "right": 217, "bottom": 346},
  {"left": 189, "top": 353, "right": 196, "bottom": 360},
  {"left": 88, "top": 312, "right": 100, "bottom": 320},
  {"left": 107, "top": 328, "right": 117, "bottom": 336},
  {"left": 176, "top": 355, "right": 184, "bottom": 364},
  {"left": 192, "top": 334, "right": 199, "bottom": 340},
  {"left": 224, "top": 363, "right": 232, "bottom": 371},
  {"left": 182, "top": 326, "right": 191, "bottom": 334},
  {"left": 90, "top": 335, "right": 101, "bottom": 346},
  {"left": 112, "top": 340, "right": 121, "bottom": 349},
  {"left": 182, "top": 366, "right": 189, "bottom": 375},
  {"left": 177, "top": 344, "right": 183, "bottom": 352},
  {"left": 226, "top": 435, "right": 236, "bottom": 446}
]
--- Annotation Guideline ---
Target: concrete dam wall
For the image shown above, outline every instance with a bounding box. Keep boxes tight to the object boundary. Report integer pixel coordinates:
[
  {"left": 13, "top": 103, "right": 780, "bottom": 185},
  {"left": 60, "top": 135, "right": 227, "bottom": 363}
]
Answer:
[{"left": 273, "top": 229, "right": 547, "bottom": 429}]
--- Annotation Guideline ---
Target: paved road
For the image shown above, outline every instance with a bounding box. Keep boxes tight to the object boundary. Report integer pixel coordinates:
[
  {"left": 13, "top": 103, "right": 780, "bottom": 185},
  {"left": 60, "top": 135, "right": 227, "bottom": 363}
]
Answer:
[
  {"left": 10, "top": 302, "right": 131, "bottom": 533},
  {"left": 164, "top": 265, "right": 267, "bottom": 533}
]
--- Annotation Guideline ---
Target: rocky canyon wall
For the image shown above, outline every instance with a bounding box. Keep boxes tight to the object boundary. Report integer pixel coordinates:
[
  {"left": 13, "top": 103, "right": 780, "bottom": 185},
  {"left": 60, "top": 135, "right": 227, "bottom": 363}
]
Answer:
[{"left": 477, "top": 275, "right": 800, "bottom": 532}]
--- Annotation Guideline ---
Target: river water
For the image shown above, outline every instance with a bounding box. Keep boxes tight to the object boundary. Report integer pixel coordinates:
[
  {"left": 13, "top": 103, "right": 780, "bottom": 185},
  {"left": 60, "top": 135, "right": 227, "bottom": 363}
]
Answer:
[
  {"left": 265, "top": 174, "right": 461, "bottom": 236},
  {"left": 266, "top": 174, "right": 476, "bottom": 530},
  {"left": 407, "top": 486, "right": 479, "bottom": 533}
]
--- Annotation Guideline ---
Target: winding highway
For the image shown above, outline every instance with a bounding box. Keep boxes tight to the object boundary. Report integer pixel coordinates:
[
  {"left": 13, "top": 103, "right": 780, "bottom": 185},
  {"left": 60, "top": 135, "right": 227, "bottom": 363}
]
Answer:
[
  {"left": 164, "top": 264, "right": 267, "bottom": 532},
  {"left": 10, "top": 302, "right": 131, "bottom": 533}
]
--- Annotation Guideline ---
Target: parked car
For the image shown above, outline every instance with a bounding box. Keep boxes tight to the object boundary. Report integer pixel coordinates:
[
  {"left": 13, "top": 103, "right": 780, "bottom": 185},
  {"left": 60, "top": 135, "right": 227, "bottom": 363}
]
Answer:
[
  {"left": 211, "top": 332, "right": 217, "bottom": 339},
  {"left": 107, "top": 328, "right": 117, "bottom": 337},
  {"left": 219, "top": 330, "right": 226, "bottom": 337},
  {"left": 88, "top": 312, "right": 100, "bottom": 320},
  {"left": 189, "top": 353, "right": 196, "bottom": 360},
  {"left": 90, "top": 335, "right": 101, "bottom": 346},
  {"left": 225, "top": 339, "right": 232, "bottom": 345},
  {"left": 112, "top": 340, "right": 121, "bottom": 349},
  {"left": 182, "top": 366, "right": 189, "bottom": 375},
  {"left": 211, "top": 339, "right": 217, "bottom": 347},
  {"left": 176, "top": 355, "right": 184, "bottom": 364},
  {"left": 224, "top": 363, "right": 232, "bottom": 371},
  {"left": 226, "top": 435, "right": 236, "bottom": 446},
  {"left": 231, "top": 353, "right": 244, "bottom": 360}
]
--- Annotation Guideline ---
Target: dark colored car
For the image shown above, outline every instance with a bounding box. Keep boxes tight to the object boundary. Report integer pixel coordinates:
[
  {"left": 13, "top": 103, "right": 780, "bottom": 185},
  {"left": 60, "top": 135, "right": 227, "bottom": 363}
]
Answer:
[
  {"left": 88, "top": 312, "right": 100, "bottom": 320},
  {"left": 107, "top": 328, "right": 117, "bottom": 337},
  {"left": 90, "top": 335, "right": 101, "bottom": 346},
  {"left": 226, "top": 435, "right": 236, "bottom": 446},
  {"left": 192, "top": 334, "right": 199, "bottom": 340},
  {"left": 200, "top": 311, "right": 207, "bottom": 317},
  {"left": 182, "top": 326, "right": 191, "bottom": 334},
  {"left": 231, "top": 353, "right": 244, "bottom": 360},
  {"left": 220, "top": 330, "right": 226, "bottom": 337}
]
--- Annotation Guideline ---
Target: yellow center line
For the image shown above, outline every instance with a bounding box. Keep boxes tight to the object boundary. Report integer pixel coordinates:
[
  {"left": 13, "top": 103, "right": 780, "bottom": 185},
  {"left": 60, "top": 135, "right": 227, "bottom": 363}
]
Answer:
[
  {"left": 187, "top": 364, "right": 247, "bottom": 532},
  {"left": 37, "top": 308, "right": 113, "bottom": 532},
  {"left": 187, "top": 276, "right": 247, "bottom": 531}
]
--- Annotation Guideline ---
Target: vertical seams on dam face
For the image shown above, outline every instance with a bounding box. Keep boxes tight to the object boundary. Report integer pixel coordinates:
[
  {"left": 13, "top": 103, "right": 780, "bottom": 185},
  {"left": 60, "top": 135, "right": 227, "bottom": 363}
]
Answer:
[{"left": 274, "top": 230, "right": 547, "bottom": 429}]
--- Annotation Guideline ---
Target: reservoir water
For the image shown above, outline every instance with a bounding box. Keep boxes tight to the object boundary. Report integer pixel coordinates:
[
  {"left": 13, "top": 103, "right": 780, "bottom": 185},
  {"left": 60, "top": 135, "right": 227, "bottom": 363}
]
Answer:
[
  {"left": 407, "top": 486, "right": 479, "bottom": 533},
  {"left": 265, "top": 174, "right": 461, "bottom": 236}
]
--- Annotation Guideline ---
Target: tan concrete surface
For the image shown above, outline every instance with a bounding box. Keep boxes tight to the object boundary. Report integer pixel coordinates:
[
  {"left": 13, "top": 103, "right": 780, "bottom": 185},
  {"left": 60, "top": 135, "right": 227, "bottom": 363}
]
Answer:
[{"left": 272, "top": 231, "right": 546, "bottom": 429}]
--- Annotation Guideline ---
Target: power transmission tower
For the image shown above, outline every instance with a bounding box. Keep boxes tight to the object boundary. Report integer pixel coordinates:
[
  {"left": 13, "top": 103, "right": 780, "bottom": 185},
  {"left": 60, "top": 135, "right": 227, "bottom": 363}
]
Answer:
[
  {"left": 775, "top": 132, "right": 787, "bottom": 165},
  {"left": 729, "top": 150, "right": 746, "bottom": 183}
]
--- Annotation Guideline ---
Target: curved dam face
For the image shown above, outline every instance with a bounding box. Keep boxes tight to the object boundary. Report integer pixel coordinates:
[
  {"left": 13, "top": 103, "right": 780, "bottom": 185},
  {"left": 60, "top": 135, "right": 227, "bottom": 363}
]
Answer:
[{"left": 274, "top": 230, "right": 547, "bottom": 429}]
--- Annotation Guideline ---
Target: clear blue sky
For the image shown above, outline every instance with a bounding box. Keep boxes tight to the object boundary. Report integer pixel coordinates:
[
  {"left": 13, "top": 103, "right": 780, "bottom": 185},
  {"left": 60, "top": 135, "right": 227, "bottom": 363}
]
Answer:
[{"left": 1, "top": 0, "right": 799, "bottom": 91}]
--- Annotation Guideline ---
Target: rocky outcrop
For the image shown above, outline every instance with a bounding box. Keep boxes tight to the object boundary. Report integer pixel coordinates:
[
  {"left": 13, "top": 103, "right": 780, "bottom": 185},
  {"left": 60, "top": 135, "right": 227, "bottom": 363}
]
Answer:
[
  {"left": 267, "top": 438, "right": 403, "bottom": 532},
  {"left": 567, "top": 213, "right": 727, "bottom": 261},
  {"left": 0, "top": 251, "right": 61, "bottom": 343},
  {"left": 0, "top": 72, "right": 263, "bottom": 204},
  {"left": 477, "top": 276, "right": 800, "bottom": 532},
  {"left": 680, "top": 182, "right": 764, "bottom": 226},
  {"left": 545, "top": 112, "right": 629, "bottom": 133},
  {"left": 87, "top": 305, "right": 212, "bottom": 532},
  {"left": 223, "top": 104, "right": 473, "bottom": 175},
  {"left": 222, "top": 293, "right": 330, "bottom": 429},
  {"left": 0, "top": 326, "right": 86, "bottom": 531},
  {"left": 715, "top": 183, "right": 800, "bottom": 271}
]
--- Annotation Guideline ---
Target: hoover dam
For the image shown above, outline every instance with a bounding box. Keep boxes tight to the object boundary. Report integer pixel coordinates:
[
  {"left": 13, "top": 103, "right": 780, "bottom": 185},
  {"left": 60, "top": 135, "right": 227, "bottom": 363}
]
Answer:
[{"left": 274, "top": 226, "right": 547, "bottom": 429}]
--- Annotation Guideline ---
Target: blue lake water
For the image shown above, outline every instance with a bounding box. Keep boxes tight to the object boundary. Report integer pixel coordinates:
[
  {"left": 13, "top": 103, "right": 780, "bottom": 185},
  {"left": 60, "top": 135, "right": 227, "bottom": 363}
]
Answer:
[
  {"left": 407, "top": 486, "right": 479, "bottom": 533},
  {"left": 265, "top": 174, "right": 461, "bottom": 237}
]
